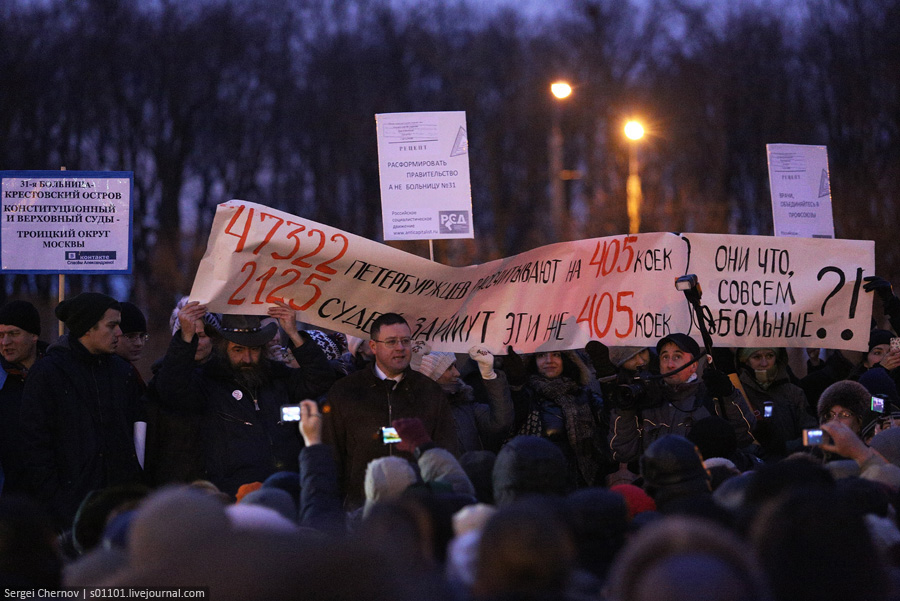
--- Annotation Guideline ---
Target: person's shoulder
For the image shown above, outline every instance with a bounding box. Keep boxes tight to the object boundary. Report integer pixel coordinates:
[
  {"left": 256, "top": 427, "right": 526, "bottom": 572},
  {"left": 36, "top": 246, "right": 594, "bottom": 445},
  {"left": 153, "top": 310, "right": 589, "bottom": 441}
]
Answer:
[
  {"left": 328, "top": 366, "right": 377, "bottom": 395},
  {"left": 403, "top": 370, "right": 445, "bottom": 396}
]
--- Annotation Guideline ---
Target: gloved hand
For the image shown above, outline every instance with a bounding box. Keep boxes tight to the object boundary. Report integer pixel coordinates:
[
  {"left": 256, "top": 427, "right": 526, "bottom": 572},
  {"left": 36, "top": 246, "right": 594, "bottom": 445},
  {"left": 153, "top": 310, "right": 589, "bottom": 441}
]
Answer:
[
  {"left": 392, "top": 417, "right": 432, "bottom": 454},
  {"left": 864, "top": 276, "right": 896, "bottom": 304},
  {"left": 702, "top": 364, "right": 734, "bottom": 397},
  {"left": 502, "top": 346, "right": 527, "bottom": 387},
  {"left": 468, "top": 345, "right": 497, "bottom": 380},
  {"left": 585, "top": 340, "right": 617, "bottom": 378}
]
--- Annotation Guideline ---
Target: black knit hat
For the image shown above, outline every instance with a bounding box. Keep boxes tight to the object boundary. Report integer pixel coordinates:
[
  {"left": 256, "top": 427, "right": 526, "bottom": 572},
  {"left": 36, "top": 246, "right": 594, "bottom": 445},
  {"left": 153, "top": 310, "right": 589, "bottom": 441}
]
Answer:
[
  {"left": 118, "top": 302, "right": 147, "bottom": 334},
  {"left": 55, "top": 293, "right": 120, "bottom": 339},
  {"left": 641, "top": 434, "right": 709, "bottom": 488},
  {"left": 656, "top": 333, "right": 701, "bottom": 358},
  {"left": 869, "top": 329, "right": 894, "bottom": 352},
  {"left": 0, "top": 300, "right": 41, "bottom": 336}
]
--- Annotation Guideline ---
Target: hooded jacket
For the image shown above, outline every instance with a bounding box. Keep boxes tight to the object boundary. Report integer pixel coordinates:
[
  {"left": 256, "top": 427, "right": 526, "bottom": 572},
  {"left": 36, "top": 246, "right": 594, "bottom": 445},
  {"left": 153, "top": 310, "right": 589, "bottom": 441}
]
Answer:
[{"left": 20, "top": 336, "right": 144, "bottom": 529}]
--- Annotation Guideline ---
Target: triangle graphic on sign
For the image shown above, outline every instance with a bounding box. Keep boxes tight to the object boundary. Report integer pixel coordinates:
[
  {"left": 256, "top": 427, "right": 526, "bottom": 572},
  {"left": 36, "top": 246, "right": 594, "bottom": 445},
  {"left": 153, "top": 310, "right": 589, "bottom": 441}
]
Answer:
[
  {"left": 450, "top": 126, "right": 468, "bottom": 157},
  {"left": 818, "top": 168, "right": 830, "bottom": 198}
]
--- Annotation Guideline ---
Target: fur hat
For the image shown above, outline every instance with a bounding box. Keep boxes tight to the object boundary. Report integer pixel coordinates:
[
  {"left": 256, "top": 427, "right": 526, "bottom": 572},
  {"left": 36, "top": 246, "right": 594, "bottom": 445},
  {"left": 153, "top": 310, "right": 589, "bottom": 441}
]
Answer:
[
  {"left": 656, "top": 333, "right": 700, "bottom": 358},
  {"left": 118, "top": 302, "right": 147, "bottom": 334},
  {"left": 0, "top": 300, "right": 41, "bottom": 336},
  {"left": 817, "top": 380, "right": 869, "bottom": 423},
  {"left": 217, "top": 314, "right": 278, "bottom": 348},
  {"left": 55, "top": 292, "right": 120, "bottom": 339}
]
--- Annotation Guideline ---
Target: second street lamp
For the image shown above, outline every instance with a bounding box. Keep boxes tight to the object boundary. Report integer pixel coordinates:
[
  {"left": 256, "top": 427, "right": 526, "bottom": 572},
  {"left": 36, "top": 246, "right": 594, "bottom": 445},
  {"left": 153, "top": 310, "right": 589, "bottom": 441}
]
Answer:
[
  {"left": 549, "top": 81, "right": 572, "bottom": 241},
  {"left": 624, "top": 120, "right": 645, "bottom": 234}
]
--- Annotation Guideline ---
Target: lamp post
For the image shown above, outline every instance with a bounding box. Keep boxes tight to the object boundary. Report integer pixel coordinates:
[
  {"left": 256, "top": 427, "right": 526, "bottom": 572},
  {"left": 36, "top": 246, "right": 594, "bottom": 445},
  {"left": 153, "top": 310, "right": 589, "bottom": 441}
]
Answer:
[
  {"left": 549, "top": 81, "right": 572, "bottom": 241},
  {"left": 624, "top": 120, "right": 644, "bottom": 234}
]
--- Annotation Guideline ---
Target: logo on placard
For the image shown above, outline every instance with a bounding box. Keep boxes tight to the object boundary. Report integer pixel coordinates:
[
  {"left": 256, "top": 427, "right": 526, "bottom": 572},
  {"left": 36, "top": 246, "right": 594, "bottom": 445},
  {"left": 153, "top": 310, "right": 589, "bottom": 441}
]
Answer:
[{"left": 439, "top": 211, "right": 469, "bottom": 234}]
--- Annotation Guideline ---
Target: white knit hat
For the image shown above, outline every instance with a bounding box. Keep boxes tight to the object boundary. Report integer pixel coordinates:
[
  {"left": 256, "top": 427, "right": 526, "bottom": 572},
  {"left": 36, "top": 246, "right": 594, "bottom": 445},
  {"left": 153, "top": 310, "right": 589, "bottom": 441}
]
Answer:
[
  {"left": 410, "top": 345, "right": 457, "bottom": 382},
  {"left": 363, "top": 456, "right": 417, "bottom": 517}
]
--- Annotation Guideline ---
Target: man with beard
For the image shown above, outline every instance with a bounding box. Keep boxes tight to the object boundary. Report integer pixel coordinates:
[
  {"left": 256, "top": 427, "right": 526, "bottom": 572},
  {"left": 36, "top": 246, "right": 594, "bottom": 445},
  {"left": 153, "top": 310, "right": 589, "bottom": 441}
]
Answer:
[
  {"left": 411, "top": 344, "right": 514, "bottom": 453},
  {"left": 323, "top": 312, "right": 459, "bottom": 509},
  {"left": 152, "top": 300, "right": 335, "bottom": 497}
]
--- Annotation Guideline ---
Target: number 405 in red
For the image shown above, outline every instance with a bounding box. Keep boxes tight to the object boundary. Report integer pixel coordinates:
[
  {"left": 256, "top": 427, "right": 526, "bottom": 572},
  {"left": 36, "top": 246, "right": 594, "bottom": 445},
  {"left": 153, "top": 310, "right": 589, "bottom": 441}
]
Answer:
[{"left": 576, "top": 291, "right": 635, "bottom": 339}]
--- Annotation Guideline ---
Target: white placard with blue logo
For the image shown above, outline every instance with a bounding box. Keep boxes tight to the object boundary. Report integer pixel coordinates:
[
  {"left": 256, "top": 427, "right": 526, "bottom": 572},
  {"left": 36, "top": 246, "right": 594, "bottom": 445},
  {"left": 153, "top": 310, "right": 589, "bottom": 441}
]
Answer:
[
  {"left": 0, "top": 170, "right": 133, "bottom": 274},
  {"left": 375, "top": 111, "right": 474, "bottom": 240}
]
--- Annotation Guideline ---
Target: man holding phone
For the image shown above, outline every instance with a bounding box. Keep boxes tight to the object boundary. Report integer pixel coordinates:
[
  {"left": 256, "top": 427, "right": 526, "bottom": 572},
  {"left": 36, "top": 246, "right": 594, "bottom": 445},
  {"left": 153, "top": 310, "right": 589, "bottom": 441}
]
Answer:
[{"left": 323, "top": 312, "right": 458, "bottom": 510}]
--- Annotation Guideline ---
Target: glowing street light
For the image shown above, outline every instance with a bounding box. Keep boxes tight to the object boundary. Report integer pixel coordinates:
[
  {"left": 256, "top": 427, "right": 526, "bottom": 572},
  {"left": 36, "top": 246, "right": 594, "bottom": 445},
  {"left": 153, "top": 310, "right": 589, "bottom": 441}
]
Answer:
[
  {"left": 550, "top": 81, "right": 572, "bottom": 100},
  {"left": 549, "top": 81, "right": 573, "bottom": 240},
  {"left": 624, "top": 119, "right": 645, "bottom": 234},
  {"left": 624, "top": 120, "right": 644, "bottom": 141}
]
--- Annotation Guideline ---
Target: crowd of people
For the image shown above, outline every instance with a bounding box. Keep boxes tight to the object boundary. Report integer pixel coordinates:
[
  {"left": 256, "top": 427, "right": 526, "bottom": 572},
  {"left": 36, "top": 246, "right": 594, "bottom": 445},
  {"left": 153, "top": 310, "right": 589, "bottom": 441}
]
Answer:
[{"left": 1, "top": 275, "right": 900, "bottom": 600}]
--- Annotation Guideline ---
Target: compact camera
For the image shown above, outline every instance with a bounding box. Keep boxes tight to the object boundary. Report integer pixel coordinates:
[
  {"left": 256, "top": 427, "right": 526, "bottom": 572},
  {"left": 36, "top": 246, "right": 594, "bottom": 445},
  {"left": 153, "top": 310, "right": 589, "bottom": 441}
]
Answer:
[
  {"left": 802, "top": 428, "right": 831, "bottom": 446},
  {"left": 280, "top": 404, "right": 301, "bottom": 422}
]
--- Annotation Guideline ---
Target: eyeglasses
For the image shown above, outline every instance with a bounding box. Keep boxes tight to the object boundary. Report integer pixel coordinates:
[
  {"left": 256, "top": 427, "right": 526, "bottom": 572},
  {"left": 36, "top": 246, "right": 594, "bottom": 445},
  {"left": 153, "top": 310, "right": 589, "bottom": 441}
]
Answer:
[
  {"left": 372, "top": 337, "right": 412, "bottom": 348},
  {"left": 824, "top": 410, "right": 856, "bottom": 421},
  {"left": 124, "top": 333, "right": 150, "bottom": 342}
]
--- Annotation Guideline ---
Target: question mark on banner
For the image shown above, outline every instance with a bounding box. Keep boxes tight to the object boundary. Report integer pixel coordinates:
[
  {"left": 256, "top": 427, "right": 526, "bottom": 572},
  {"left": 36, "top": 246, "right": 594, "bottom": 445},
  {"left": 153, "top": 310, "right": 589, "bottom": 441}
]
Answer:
[{"left": 816, "top": 266, "right": 863, "bottom": 341}]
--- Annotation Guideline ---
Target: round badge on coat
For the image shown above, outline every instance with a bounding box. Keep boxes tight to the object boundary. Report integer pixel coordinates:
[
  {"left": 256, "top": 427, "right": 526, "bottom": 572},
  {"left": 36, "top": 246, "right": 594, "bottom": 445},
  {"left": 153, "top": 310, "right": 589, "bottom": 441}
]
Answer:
[{"left": 232, "top": 390, "right": 243, "bottom": 400}]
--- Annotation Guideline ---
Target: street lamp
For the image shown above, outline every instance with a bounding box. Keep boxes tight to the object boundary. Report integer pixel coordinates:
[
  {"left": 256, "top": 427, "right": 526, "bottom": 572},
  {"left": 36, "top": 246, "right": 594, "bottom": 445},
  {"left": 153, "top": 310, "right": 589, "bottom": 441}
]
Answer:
[
  {"left": 624, "top": 119, "right": 644, "bottom": 234},
  {"left": 549, "top": 81, "right": 572, "bottom": 241},
  {"left": 550, "top": 82, "right": 572, "bottom": 100}
]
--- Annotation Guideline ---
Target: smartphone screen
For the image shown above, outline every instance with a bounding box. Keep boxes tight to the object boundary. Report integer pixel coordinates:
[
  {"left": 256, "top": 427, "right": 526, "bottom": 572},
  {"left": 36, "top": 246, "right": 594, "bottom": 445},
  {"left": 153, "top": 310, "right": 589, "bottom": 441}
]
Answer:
[
  {"left": 280, "top": 405, "right": 301, "bottom": 422},
  {"left": 382, "top": 426, "right": 401, "bottom": 444},
  {"left": 872, "top": 396, "right": 886, "bottom": 413},
  {"left": 803, "top": 428, "right": 825, "bottom": 446},
  {"left": 763, "top": 402, "right": 773, "bottom": 418}
]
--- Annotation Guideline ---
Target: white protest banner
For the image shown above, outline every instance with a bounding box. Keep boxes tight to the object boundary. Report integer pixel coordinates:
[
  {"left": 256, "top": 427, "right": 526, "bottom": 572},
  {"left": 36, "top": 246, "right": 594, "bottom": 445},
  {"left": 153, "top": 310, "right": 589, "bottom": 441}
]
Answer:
[
  {"left": 1, "top": 170, "right": 133, "bottom": 273},
  {"left": 767, "top": 144, "right": 835, "bottom": 238},
  {"left": 190, "top": 200, "right": 874, "bottom": 354},
  {"left": 376, "top": 111, "right": 474, "bottom": 240}
]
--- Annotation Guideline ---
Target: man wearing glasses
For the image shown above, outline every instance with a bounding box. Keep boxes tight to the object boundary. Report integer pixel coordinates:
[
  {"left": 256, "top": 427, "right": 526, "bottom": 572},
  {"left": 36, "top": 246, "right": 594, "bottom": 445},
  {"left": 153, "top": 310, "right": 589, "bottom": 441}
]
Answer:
[
  {"left": 323, "top": 312, "right": 459, "bottom": 510},
  {"left": 115, "top": 301, "right": 150, "bottom": 368}
]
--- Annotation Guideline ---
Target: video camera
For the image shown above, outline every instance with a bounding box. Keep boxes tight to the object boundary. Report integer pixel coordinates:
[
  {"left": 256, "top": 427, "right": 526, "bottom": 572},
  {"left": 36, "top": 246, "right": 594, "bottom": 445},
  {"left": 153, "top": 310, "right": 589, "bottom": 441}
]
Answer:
[{"left": 608, "top": 370, "right": 665, "bottom": 412}]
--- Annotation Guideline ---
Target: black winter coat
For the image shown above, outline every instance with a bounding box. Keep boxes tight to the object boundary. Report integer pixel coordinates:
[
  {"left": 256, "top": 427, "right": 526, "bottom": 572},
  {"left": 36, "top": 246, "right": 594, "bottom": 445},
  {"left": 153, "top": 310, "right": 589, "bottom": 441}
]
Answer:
[
  {"left": 20, "top": 336, "right": 144, "bottom": 529},
  {"left": 323, "top": 365, "right": 459, "bottom": 510},
  {"left": 153, "top": 333, "right": 335, "bottom": 496}
]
